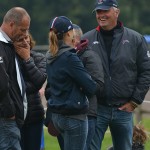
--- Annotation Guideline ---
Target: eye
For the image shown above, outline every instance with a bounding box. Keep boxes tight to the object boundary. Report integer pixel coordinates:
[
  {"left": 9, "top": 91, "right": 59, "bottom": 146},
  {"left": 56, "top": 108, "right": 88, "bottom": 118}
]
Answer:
[{"left": 21, "top": 29, "right": 29, "bottom": 33}]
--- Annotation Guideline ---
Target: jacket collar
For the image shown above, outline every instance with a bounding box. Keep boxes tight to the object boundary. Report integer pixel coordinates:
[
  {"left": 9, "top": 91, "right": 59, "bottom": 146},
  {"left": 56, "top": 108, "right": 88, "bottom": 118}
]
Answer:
[
  {"left": 96, "top": 21, "right": 123, "bottom": 32},
  {"left": 0, "top": 28, "right": 12, "bottom": 43}
]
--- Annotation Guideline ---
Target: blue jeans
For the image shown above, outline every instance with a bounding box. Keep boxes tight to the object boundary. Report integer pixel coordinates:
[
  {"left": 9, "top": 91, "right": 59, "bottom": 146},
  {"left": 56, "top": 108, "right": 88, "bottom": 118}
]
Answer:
[
  {"left": 90, "top": 105, "right": 133, "bottom": 150},
  {"left": 52, "top": 113, "right": 88, "bottom": 150},
  {"left": 0, "top": 118, "right": 21, "bottom": 150},
  {"left": 57, "top": 134, "right": 64, "bottom": 150},
  {"left": 84, "top": 116, "right": 97, "bottom": 150},
  {"left": 21, "top": 121, "right": 43, "bottom": 150}
]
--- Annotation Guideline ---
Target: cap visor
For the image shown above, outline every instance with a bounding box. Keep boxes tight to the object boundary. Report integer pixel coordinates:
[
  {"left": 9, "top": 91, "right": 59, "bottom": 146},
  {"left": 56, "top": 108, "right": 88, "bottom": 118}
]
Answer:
[{"left": 92, "top": 6, "right": 111, "bottom": 13}]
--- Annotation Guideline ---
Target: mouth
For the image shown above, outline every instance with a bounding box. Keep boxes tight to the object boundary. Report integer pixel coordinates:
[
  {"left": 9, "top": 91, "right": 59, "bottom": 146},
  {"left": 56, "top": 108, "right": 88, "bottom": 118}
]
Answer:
[{"left": 100, "top": 18, "right": 107, "bottom": 21}]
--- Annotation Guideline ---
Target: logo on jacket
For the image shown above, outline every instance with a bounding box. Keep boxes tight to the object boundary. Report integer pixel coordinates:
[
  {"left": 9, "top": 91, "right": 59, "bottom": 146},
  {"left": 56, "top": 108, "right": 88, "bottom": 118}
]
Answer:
[
  {"left": 147, "top": 51, "right": 150, "bottom": 58},
  {"left": 93, "top": 41, "right": 99, "bottom": 44},
  {"left": 0, "top": 56, "right": 3, "bottom": 63},
  {"left": 98, "top": 0, "right": 104, "bottom": 4},
  {"left": 122, "top": 39, "right": 130, "bottom": 44}
]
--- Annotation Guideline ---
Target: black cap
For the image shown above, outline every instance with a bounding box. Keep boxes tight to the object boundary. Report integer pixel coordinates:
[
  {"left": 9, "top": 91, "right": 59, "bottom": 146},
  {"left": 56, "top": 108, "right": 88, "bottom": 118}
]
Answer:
[{"left": 93, "top": 0, "right": 118, "bottom": 12}]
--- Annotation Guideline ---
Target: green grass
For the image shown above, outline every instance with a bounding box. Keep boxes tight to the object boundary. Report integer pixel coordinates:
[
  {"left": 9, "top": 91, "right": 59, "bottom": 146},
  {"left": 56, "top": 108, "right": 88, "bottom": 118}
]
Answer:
[{"left": 43, "top": 117, "right": 150, "bottom": 150}]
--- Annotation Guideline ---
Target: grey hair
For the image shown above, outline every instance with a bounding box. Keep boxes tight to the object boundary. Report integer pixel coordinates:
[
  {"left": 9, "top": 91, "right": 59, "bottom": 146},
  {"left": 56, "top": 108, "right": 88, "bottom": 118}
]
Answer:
[
  {"left": 112, "top": 7, "right": 119, "bottom": 11},
  {"left": 73, "top": 24, "right": 83, "bottom": 38},
  {"left": 3, "top": 7, "right": 30, "bottom": 25}
]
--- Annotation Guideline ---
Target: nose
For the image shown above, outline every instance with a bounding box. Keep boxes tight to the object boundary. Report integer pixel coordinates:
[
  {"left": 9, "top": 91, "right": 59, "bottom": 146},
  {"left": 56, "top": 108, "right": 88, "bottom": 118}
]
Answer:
[{"left": 96, "top": 10, "right": 106, "bottom": 15}]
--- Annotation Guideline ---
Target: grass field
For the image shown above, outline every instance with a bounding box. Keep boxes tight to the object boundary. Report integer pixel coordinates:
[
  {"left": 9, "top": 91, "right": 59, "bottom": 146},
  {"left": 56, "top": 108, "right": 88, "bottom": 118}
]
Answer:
[{"left": 43, "top": 117, "right": 150, "bottom": 150}]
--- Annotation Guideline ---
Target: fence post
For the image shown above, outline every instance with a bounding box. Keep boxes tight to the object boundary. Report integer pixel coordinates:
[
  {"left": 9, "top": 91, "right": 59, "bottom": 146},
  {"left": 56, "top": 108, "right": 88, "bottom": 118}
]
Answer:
[{"left": 135, "top": 105, "right": 142, "bottom": 124}]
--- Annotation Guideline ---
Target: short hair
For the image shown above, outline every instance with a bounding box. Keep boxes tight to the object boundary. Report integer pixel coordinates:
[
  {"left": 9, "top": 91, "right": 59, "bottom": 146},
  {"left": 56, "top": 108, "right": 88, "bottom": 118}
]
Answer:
[
  {"left": 3, "top": 7, "right": 30, "bottom": 25},
  {"left": 73, "top": 24, "right": 83, "bottom": 38},
  {"left": 112, "top": 6, "right": 119, "bottom": 12}
]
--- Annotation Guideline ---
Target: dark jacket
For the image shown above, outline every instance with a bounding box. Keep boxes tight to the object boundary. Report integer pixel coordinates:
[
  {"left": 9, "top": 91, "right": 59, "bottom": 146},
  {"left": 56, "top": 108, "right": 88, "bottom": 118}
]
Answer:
[
  {"left": 82, "top": 25, "right": 150, "bottom": 105},
  {"left": 18, "top": 50, "right": 47, "bottom": 124},
  {"left": 76, "top": 39, "right": 104, "bottom": 117},
  {"left": 0, "top": 41, "right": 24, "bottom": 128},
  {"left": 46, "top": 41, "right": 99, "bottom": 115}
]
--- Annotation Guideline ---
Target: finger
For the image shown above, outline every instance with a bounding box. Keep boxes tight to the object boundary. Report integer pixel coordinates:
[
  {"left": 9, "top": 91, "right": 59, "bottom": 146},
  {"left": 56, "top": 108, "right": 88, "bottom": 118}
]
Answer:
[{"left": 118, "top": 105, "right": 126, "bottom": 110}]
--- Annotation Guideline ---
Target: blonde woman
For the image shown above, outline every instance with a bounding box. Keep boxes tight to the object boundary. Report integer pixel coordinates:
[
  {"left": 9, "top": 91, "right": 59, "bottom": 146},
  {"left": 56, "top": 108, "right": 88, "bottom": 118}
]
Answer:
[{"left": 46, "top": 16, "right": 100, "bottom": 150}]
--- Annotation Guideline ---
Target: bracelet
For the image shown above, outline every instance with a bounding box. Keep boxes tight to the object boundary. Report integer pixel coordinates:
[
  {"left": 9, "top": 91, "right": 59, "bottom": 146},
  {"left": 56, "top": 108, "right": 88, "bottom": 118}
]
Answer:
[{"left": 130, "top": 101, "right": 138, "bottom": 109}]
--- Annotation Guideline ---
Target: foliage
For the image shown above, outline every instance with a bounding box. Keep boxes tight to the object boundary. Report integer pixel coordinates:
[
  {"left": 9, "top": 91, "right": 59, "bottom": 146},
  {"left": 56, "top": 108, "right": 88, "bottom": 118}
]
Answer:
[{"left": 0, "top": 0, "right": 150, "bottom": 44}]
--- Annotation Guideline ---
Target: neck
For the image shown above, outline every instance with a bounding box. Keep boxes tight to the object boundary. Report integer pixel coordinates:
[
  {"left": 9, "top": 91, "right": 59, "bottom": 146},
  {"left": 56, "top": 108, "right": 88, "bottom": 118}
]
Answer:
[
  {"left": 101, "top": 21, "right": 118, "bottom": 31},
  {"left": 1, "top": 23, "right": 11, "bottom": 38}
]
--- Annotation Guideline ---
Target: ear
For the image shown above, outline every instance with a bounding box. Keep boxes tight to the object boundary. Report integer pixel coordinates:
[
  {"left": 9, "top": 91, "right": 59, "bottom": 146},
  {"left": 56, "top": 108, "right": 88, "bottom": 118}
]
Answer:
[
  {"left": 9, "top": 21, "right": 15, "bottom": 28},
  {"left": 66, "top": 32, "right": 70, "bottom": 37},
  {"left": 116, "top": 8, "right": 120, "bottom": 17}
]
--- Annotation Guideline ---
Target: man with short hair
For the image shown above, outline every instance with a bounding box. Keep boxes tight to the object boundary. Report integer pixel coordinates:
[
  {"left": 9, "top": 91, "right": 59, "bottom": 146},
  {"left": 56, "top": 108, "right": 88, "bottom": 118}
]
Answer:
[
  {"left": 82, "top": 0, "right": 150, "bottom": 150},
  {"left": 0, "top": 7, "right": 30, "bottom": 150}
]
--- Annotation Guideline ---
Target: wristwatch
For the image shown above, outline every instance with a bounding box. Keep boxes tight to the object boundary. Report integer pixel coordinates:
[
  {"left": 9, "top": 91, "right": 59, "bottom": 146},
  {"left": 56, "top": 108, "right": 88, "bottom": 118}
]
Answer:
[{"left": 130, "top": 101, "right": 138, "bottom": 109}]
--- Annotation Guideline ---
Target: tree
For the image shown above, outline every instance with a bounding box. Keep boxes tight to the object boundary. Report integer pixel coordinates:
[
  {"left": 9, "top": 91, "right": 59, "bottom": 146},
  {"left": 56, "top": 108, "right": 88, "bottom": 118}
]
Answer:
[{"left": 0, "top": 0, "right": 150, "bottom": 44}]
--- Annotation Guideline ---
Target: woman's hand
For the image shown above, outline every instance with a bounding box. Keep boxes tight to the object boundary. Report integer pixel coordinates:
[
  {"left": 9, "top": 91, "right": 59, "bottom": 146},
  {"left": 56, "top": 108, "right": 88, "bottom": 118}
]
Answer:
[{"left": 13, "top": 35, "right": 30, "bottom": 61}]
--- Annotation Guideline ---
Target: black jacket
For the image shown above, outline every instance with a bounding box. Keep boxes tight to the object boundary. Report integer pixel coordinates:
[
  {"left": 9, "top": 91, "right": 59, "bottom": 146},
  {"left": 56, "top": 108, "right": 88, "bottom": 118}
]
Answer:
[
  {"left": 0, "top": 41, "right": 24, "bottom": 128},
  {"left": 18, "top": 50, "right": 47, "bottom": 124},
  {"left": 82, "top": 25, "right": 150, "bottom": 105},
  {"left": 76, "top": 40, "right": 104, "bottom": 116}
]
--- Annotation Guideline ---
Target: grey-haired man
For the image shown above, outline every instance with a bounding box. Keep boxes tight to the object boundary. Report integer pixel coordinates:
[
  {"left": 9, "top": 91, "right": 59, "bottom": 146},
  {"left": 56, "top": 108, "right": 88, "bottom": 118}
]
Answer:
[
  {"left": 0, "top": 7, "right": 30, "bottom": 150},
  {"left": 82, "top": 0, "right": 150, "bottom": 150}
]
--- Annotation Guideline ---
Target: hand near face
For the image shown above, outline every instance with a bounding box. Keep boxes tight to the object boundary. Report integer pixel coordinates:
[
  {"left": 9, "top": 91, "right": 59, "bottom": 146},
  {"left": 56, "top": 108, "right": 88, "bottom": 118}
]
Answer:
[{"left": 14, "top": 35, "right": 30, "bottom": 61}]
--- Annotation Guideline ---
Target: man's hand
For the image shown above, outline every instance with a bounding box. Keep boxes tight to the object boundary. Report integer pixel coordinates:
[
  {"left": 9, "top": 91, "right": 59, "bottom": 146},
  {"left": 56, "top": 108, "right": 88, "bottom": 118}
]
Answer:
[
  {"left": 118, "top": 102, "right": 137, "bottom": 112},
  {"left": 13, "top": 35, "right": 30, "bottom": 61},
  {"left": 39, "top": 87, "right": 45, "bottom": 97}
]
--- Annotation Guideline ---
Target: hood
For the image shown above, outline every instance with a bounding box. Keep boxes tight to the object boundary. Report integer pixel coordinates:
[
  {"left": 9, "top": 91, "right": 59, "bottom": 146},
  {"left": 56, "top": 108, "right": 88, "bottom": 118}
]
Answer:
[{"left": 46, "top": 40, "right": 73, "bottom": 64}]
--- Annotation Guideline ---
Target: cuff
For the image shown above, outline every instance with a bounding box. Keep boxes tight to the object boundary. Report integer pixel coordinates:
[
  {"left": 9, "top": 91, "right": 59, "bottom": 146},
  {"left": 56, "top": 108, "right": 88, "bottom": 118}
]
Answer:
[{"left": 130, "top": 100, "right": 138, "bottom": 109}]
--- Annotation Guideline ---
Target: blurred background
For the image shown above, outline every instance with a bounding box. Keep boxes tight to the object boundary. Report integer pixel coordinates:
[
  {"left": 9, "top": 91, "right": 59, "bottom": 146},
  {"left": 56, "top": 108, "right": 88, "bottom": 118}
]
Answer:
[{"left": 0, "top": 0, "right": 150, "bottom": 45}]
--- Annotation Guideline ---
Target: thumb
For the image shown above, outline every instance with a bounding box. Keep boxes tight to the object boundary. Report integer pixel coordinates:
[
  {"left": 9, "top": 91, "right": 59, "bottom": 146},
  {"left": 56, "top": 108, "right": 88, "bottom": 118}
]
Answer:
[{"left": 118, "top": 105, "right": 126, "bottom": 110}]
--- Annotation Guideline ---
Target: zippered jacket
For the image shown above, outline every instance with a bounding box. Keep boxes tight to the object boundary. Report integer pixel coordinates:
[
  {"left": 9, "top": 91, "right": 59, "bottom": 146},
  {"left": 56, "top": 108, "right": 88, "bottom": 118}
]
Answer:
[
  {"left": 0, "top": 41, "right": 24, "bottom": 128},
  {"left": 76, "top": 40, "right": 104, "bottom": 116},
  {"left": 82, "top": 25, "right": 150, "bottom": 105},
  {"left": 46, "top": 41, "right": 99, "bottom": 115},
  {"left": 18, "top": 50, "right": 47, "bottom": 124}
]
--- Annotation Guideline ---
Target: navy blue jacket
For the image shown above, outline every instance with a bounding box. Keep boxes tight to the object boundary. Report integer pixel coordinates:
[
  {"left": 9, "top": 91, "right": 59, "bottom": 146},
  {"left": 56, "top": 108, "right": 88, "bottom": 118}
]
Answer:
[{"left": 46, "top": 42, "right": 99, "bottom": 115}]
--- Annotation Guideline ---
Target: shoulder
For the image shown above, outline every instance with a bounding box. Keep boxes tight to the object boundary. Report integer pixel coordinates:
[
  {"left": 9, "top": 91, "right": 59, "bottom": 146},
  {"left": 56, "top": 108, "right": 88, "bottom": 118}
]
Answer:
[
  {"left": 31, "top": 50, "right": 45, "bottom": 57},
  {"left": 64, "top": 50, "right": 79, "bottom": 61},
  {"left": 60, "top": 50, "right": 82, "bottom": 68},
  {"left": 31, "top": 50, "right": 45, "bottom": 59},
  {"left": 80, "top": 48, "right": 95, "bottom": 57},
  {"left": 31, "top": 50, "right": 46, "bottom": 63},
  {"left": 124, "top": 27, "right": 143, "bottom": 40},
  {"left": 123, "top": 27, "right": 147, "bottom": 46},
  {"left": 0, "top": 42, "right": 15, "bottom": 58}
]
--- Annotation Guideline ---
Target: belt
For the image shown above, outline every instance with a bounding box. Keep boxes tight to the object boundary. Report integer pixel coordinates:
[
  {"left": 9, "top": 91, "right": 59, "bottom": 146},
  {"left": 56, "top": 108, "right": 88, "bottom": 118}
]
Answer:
[{"left": 99, "top": 103, "right": 125, "bottom": 107}]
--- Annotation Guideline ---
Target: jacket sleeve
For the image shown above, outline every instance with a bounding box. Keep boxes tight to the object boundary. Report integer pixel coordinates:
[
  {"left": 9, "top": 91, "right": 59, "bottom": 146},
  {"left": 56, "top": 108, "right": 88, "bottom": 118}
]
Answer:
[
  {"left": 131, "top": 37, "right": 150, "bottom": 104},
  {"left": 22, "top": 52, "right": 47, "bottom": 94},
  {"left": 80, "top": 49, "right": 104, "bottom": 98},
  {"left": 45, "top": 82, "right": 51, "bottom": 101},
  {"left": 67, "top": 53, "right": 98, "bottom": 96},
  {"left": 0, "top": 63, "right": 9, "bottom": 99}
]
